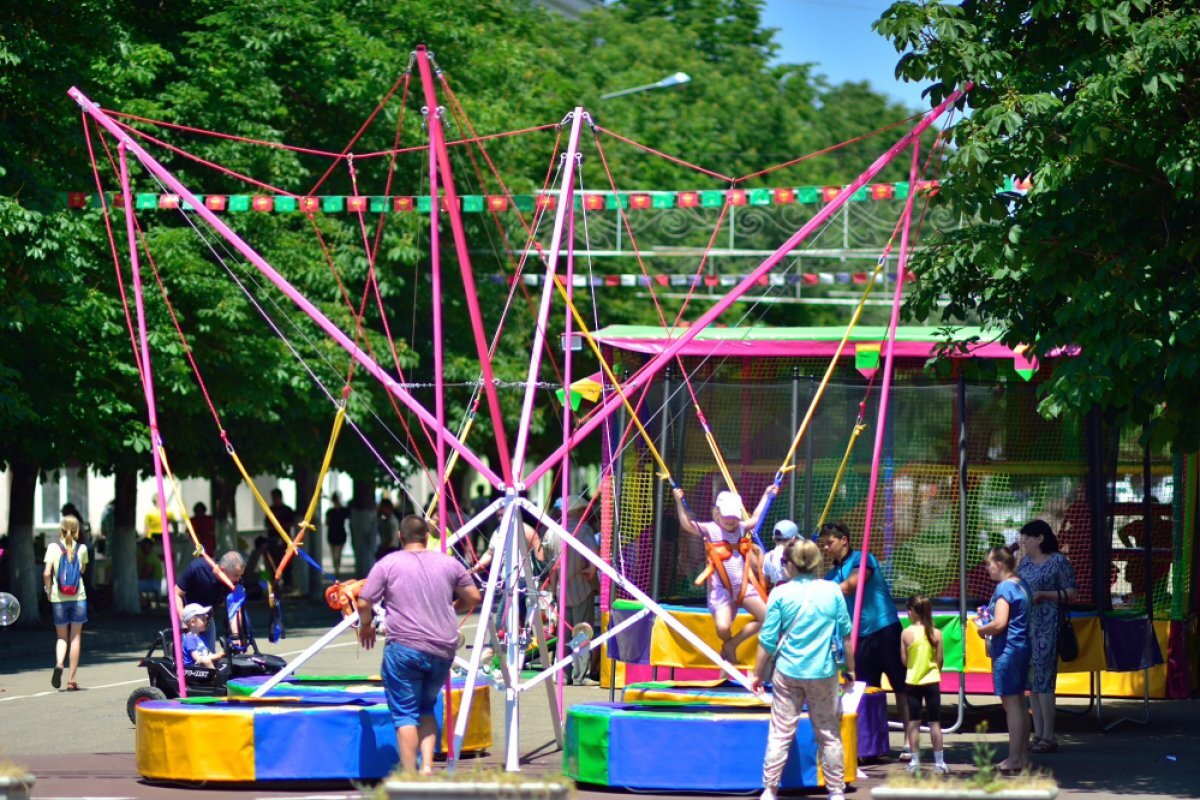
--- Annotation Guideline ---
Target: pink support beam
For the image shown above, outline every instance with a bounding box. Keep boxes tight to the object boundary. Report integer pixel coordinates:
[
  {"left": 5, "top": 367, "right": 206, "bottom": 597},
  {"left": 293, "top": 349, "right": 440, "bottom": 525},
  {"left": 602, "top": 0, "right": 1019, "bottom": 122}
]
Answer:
[
  {"left": 850, "top": 143, "right": 922, "bottom": 649},
  {"left": 556, "top": 171, "right": 577, "bottom": 715},
  {"left": 415, "top": 47, "right": 516, "bottom": 487},
  {"left": 68, "top": 87, "right": 503, "bottom": 490},
  {"left": 524, "top": 86, "right": 967, "bottom": 488},
  {"left": 511, "top": 108, "right": 587, "bottom": 479},
  {"left": 118, "top": 145, "right": 188, "bottom": 696}
]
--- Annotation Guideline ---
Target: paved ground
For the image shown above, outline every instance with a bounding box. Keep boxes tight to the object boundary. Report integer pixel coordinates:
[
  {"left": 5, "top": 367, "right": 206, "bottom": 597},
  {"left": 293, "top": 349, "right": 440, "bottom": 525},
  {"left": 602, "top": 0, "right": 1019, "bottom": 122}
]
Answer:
[{"left": 2, "top": 600, "right": 1198, "bottom": 799}]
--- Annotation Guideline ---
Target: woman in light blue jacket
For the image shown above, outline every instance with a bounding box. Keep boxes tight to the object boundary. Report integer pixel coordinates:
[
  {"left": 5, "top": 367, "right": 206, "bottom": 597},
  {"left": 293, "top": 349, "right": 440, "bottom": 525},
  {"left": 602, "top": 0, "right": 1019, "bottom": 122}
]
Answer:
[{"left": 751, "top": 538, "right": 854, "bottom": 800}]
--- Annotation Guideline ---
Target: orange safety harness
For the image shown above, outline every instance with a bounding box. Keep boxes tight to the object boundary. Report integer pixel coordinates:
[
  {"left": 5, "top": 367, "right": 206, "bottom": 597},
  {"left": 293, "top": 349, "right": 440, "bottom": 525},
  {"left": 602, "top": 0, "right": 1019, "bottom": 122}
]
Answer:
[{"left": 694, "top": 537, "right": 768, "bottom": 606}]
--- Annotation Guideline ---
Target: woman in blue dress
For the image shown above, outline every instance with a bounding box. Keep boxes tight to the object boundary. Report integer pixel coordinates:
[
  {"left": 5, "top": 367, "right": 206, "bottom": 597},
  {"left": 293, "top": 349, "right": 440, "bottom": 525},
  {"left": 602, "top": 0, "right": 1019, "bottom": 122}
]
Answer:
[
  {"left": 1017, "top": 519, "right": 1077, "bottom": 753},
  {"left": 977, "top": 546, "right": 1032, "bottom": 772}
]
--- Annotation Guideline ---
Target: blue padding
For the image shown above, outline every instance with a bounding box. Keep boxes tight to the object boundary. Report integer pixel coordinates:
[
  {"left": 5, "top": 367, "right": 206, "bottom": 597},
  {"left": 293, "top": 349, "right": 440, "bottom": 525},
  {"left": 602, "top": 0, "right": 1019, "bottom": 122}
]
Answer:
[
  {"left": 254, "top": 705, "right": 398, "bottom": 780},
  {"left": 603, "top": 704, "right": 817, "bottom": 790}
]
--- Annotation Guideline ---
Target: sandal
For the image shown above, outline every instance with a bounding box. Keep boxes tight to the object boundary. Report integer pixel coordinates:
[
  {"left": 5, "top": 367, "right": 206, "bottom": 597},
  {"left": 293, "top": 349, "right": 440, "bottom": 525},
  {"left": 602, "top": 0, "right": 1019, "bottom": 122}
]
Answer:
[
  {"left": 51, "top": 665, "right": 63, "bottom": 689},
  {"left": 1030, "top": 739, "right": 1058, "bottom": 753},
  {"left": 66, "top": 681, "right": 81, "bottom": 691}
]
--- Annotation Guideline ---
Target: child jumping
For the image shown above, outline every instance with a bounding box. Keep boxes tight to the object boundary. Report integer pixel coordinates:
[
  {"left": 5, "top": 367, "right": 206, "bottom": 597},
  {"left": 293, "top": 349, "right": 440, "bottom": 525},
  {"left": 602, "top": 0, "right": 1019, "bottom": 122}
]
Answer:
[
  {"left": 674, "top": 486, "right": 777, "bottom": 663},
  {"left": 900, "top": 594, "right": 948, "bottom": 774}
]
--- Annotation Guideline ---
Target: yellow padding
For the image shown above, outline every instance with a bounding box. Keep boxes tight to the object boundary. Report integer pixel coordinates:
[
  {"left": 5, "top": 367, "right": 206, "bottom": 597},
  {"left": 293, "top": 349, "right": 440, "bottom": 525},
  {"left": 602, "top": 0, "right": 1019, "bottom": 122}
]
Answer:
[
  {"left": 962, "top": 615, "right": 1105, "bottom": 675},
  {"left": 1056, "top": 619, "right": 1170, "bottom": 699},
  {"left": 448, "top": 684, "right": 492, "bottom": 752},
  {"left": 649, "top": 608, "right": 758, "bottom": 670},
  {"left": 137, "top": 706, "right": 255, "bottom": 782}
]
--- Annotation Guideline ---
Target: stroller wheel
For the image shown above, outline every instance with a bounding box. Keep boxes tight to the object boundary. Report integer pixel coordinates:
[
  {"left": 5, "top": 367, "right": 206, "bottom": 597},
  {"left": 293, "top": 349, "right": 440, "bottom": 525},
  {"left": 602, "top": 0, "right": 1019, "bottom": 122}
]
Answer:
[{"left": 127, "top": 686, "right": 168, "bottom": 724}]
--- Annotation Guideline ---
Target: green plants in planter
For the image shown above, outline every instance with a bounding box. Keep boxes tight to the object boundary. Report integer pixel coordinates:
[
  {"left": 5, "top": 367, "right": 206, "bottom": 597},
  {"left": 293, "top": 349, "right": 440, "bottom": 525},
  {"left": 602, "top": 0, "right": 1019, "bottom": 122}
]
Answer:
[
  {"left": 871, "top": 723, "right": 1057, "bottom": 800},
  {"left": 0, "top": 758, "right": 36, "bottom": 800},
  {"left": 377, "top": 767, "right": 573, "bottom": 800}
]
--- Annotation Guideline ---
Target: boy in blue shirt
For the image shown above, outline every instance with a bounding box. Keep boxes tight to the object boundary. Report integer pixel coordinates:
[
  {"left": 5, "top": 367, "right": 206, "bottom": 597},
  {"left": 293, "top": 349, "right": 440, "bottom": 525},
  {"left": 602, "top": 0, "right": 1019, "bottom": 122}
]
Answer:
[
  {"left": 822, "top": 522, "right": 911, "bottom": 755},
  {"left": 181, "top": 603, "right": 224, "bottom": 668}
]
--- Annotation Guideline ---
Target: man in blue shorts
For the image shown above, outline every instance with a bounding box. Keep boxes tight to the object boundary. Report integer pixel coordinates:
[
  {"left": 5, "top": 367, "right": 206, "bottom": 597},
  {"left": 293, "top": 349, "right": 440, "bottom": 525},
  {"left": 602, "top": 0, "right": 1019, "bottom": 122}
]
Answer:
[
  {"left": 358, "top": 515, "right": 481, "bottom": 774},
  {"left": 822, "top": 522, "right": 912, "bottom": 755}
]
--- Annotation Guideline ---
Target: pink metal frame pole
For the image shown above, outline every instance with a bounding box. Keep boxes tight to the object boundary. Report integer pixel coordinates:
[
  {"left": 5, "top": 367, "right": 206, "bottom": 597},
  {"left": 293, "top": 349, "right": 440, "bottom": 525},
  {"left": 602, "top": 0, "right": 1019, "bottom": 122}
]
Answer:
[
  {"left": 119, "top": 145, "right": 188, "bottom": 696},
  {"left": 511, "top": 108, "right": 587, "bottom": 480},
  {"left": 68, "top": 87, "right": 503, "bottom": 489},
  {"left": 415, "top": 47, "right": 515, "bottom": 486},
  {"left": 423, "top": 77, "right": 454, "bottom": 762},
  {"left": 524, "top": 87, "right": 966, "bottom": 488},
  {"left": 849, "top": 142, "right": 921, "bottom": 649}
]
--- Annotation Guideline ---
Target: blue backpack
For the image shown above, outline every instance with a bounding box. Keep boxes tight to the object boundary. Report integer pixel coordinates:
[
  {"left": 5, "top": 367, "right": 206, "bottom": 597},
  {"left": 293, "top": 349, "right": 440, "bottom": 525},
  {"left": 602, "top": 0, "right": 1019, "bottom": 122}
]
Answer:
[{"left": 56, "top": 544, "right": 82, "bottom": 596}]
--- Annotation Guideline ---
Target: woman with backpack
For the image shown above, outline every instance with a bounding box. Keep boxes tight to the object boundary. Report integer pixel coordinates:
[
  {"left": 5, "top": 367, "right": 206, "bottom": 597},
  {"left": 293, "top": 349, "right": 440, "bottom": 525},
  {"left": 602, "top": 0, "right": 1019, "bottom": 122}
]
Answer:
[{"left": 43, "top": 515, "right": 89, "bottom": 690}]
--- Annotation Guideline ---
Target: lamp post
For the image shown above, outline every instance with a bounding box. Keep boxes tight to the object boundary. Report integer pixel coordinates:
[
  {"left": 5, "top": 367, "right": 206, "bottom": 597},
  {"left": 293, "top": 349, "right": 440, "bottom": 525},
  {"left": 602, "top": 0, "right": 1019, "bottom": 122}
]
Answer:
[{"left": 599, "top": 71, "right": 691, "bottom": 100}]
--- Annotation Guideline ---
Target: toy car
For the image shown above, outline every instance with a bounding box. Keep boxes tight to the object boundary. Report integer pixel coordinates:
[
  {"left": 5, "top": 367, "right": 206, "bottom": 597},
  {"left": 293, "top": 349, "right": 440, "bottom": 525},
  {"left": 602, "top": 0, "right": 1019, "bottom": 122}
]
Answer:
[{"left": 127, "top": 625, "right": 287, "bottom": 722}]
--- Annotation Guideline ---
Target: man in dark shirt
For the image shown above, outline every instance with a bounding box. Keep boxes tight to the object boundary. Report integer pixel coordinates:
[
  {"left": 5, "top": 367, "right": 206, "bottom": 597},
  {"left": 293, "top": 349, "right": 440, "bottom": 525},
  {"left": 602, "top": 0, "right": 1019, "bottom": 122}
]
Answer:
[{"left": 175, "top": 551, "right": 245, "bottom": 651}]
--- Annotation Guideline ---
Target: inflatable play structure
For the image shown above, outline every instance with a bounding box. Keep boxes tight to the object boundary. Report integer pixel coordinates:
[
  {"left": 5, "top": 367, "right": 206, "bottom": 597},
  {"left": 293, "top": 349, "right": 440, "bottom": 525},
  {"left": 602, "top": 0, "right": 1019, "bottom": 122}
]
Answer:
[{"left": 591, "top": 325, "right": 1199, "bottom": 712}]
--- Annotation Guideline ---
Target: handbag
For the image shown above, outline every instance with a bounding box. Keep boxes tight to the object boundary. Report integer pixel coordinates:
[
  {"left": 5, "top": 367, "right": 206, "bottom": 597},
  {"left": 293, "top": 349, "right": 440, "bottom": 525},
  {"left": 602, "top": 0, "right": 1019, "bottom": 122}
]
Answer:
[{"left": 1056, "top": 588, "right": 1080, "bottom": 663}]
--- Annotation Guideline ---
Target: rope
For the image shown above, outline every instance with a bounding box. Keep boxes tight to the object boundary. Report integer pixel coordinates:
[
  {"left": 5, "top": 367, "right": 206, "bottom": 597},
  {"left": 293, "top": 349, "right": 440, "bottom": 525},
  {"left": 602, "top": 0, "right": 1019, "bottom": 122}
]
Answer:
[{"left": 156, "top": 444, "right": 236, "bottom": 591}]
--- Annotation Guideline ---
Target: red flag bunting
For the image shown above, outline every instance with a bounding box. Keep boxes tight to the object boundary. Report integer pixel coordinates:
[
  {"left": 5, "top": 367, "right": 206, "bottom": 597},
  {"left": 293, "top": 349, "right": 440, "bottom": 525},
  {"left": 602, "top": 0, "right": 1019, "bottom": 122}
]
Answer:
[
  {"left": 803, "top": 274, "right": 819, "bottom": 285},
  {"left": 583, "top": 194, "right": 606, "bottom": 211},
  {"left": 821, "top": 186, "right": 841, "bottom": 203},
  {"left": 774, "top": 188, "right": 795, "bottom": 205},
  {"left": 726, "top": 189, "right": 747, "bottom": 206},
  {"left": 68, "top": 192, "right": 88, "bottom": 209},
  {"left": 346, "top": 196, "right": 367, "bottom": 212},
  {"left": 536, "top": 195, "right": 556, "bottom": 210},
  {"left": 756, "top": 275, "right": 769, "bottom": 286},
  {"left": 159, "top": 194, "right": 180, "bottom": 209},
  {"left": 393, "top": 197, "right": 414, "bottom": 212},
  {"left": 604, "top": 274, "right": 620, "bottom": 287},
  {"left": 629, "top": 194, "right": 651, "bottom": 210},
  {"left": 487, "top": 196, "right": 508, "bottom": 211},
  {"left": 704, "top": 275, "right": 719, "bottom": 287},
  {"left": 870, "top": 184, "right": 895, "bottom": 200},
  {"left": 678, "top": 191, "right": 699, "bottom": 208},
  {"left": 853, "top": 272, "right": 868, "bottom": 284},
  {"left": 301, "top": 197, "right": 321, "bottom": 213},
  {"left": 251, "top": 196, "right": 273, "bottom": 212},
  {"left": 654, "top": 274, "right": 669, "bottom": 286},
  {"left": 205, "top": 195, "right": 227, "bottom": 211}
]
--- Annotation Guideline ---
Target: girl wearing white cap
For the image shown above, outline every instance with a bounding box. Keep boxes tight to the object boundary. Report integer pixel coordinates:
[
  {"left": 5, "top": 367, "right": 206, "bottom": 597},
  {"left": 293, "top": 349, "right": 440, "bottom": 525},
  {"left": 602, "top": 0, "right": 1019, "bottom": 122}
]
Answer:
[{"left": 673, "top": 485, "right": 778, "bottom": 663}]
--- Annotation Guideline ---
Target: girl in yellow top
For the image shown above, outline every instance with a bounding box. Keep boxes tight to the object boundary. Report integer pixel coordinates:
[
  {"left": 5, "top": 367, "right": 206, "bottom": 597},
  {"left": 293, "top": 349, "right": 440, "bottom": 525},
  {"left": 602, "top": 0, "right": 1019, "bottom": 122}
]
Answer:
[{"left": 900, "top": 595, "right": 948, "bottom": 774}]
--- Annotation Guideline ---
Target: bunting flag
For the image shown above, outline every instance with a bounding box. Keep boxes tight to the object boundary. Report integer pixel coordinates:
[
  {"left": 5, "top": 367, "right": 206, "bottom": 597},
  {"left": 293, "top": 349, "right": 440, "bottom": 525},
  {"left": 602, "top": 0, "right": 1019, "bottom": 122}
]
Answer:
[
  {"left": 61, "top": 178, "right": 984, "bottom": 214},
  {"left": 486, "top": 271, "right": 916, "bottom": 288}
]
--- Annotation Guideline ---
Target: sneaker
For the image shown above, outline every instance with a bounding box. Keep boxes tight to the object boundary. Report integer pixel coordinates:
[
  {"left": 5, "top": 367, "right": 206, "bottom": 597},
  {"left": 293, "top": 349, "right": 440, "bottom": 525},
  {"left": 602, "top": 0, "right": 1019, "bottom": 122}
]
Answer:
[
  {"left": 906, "top": 762, "right": 920, "bottom": 775},
  {"left": 829, "top": 794, "right": 845, "bottom": 800},
  {"left": 899, "top": 746, "right": 913, "bottom": 761},
  {"left": 933, "top": 763, "right": 951, "bottom": 775},
  {"left": 759, "top": 786, "right": 778, "bottom": 800}
]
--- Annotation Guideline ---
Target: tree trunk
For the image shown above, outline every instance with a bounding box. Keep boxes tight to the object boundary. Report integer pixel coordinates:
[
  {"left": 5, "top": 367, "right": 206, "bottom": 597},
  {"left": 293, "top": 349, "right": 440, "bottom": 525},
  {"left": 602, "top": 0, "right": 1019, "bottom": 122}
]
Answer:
[
  {"left": 350, "top": 478, "right": 377, "bottom": 578},
  {"left": 212, "top": 471, "right": 238, "bottom": 556},
  {"left": 110, "top": 466, "right": 140, "bottom": 615},
  {"left": 6, "top": 461, "right": 40, "bottom": 628},
  {"left": 292, "top": 463, "right": 318, "bottom": 599}
]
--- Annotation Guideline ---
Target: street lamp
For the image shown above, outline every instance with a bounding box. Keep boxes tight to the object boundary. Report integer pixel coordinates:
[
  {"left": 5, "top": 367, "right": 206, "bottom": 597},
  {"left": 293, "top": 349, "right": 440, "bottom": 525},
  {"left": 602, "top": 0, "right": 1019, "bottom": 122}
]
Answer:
[{"left": 599, "top": 71, "right": 691, "bottom": 100}]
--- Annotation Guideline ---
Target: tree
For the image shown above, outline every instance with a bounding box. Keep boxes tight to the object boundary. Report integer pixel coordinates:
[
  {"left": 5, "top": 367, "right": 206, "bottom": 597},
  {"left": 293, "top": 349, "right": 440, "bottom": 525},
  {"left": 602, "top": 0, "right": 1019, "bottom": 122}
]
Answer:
[{"left": 875, "top": 0, "right": 1200, "bottom": 451}]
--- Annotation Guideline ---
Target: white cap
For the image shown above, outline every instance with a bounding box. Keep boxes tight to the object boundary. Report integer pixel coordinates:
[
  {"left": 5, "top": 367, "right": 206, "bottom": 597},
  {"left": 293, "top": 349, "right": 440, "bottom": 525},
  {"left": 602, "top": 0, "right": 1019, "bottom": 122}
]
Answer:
[
  {"left": 182, "top": 603, "right": 212, "bottom": 624},
  {"left": 714, "top": 490, "right": 743, "bottom": 519},
  {"left": 773, "top": 520, "right": 800, "bottom": 540}
]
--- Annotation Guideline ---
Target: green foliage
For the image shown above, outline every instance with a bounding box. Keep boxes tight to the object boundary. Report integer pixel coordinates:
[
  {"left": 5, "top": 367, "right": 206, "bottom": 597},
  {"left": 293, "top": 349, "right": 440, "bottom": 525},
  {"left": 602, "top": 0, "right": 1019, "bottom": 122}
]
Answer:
[
  {"left": 876, "top": 1, "right": 1200, "bottom": 451},
  {"left": 2, "top": 0, "right": 942, "bottom": 494}
]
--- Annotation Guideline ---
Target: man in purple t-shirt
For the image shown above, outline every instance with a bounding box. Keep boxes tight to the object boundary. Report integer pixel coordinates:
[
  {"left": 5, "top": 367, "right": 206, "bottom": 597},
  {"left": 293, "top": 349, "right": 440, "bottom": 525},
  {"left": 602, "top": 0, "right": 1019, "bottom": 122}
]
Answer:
[{"left": 357, "top": 515, "right": 480, "bottom": 774}]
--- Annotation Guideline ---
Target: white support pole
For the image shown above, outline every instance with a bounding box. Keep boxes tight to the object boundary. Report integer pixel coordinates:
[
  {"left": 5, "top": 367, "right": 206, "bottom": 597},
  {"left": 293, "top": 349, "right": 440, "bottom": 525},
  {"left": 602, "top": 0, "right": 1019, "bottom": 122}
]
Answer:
[
  {"left": 504, "top": 499, "right": 523, "bottom": 770},
  {"left": 448, "top": 499, "right": 516, "bottom": 773},
  {"left": 514, "top": 516, "right": 564, "bottom": 749},
  {"left": 518, "top": 607, "right": 653, "bottom": 692},
  {"left": 251, "top": 613, "right": 359, "bottom": 697},
  {"left": 510, "top": 108, "right": 587, "bottom": 477}
]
